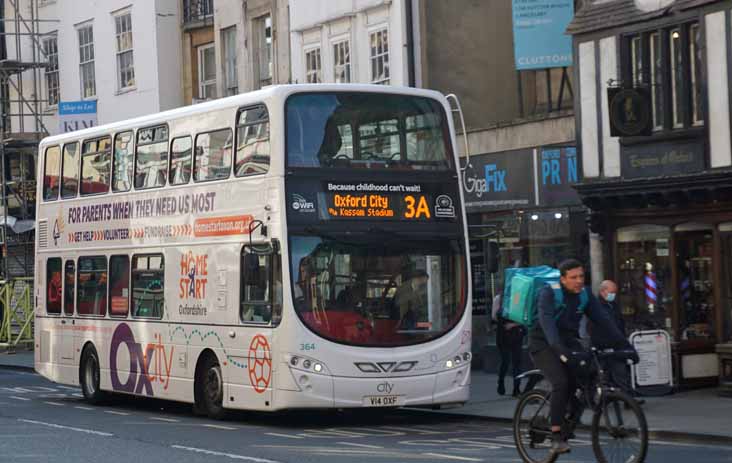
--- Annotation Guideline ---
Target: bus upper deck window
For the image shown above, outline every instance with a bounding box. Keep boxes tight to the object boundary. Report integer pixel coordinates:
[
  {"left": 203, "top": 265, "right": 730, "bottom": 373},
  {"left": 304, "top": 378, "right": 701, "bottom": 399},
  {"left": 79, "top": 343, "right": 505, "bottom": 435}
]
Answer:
[
  {"left": 113, "top": 131, "right": 134, "bottom": 192},
  {"left": 169, "top": 136, "right": 192, "bottom": 185},
  {"left": 136, "top": 125, "right": 169, "bottom": 189},
  {"left": 235, "top": 105, "right": 270, "bottom": 177},
  {"left": 81, "top": 137, "right": 112, "bottom": 195},
  {"left": 194, "top": 128, "right": 232, "bottom": 182},
  {"left": 43, "top": 145, "right": 61, "bottom": 201},
  {"left": 61, "top": 142, "right": 80, "bottom": 199}
]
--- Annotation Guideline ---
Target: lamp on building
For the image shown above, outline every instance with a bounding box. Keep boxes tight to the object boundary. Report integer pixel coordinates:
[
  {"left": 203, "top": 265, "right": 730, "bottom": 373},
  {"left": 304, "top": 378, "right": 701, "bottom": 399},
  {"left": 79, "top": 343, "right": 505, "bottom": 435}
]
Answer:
[
  {"left": 530, "top": 214, "right": 539, "bottom": 221},
  {"left": 554, "top": 212, "right": 563, "bottom": 219}
]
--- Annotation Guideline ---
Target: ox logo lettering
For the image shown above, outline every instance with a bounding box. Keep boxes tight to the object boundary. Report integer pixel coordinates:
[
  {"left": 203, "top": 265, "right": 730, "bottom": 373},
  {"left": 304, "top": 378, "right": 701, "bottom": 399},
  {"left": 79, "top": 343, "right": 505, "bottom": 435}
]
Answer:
[
  {"left": 376, "top": 382, "right": 394, "bottom": 394},
  {"left": 110, "top": 323, "right": 174, "bottom": 396}
]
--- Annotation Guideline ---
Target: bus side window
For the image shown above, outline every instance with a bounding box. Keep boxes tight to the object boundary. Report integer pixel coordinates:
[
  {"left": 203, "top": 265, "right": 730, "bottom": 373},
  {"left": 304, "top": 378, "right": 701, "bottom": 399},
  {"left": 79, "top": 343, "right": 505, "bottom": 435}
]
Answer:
[
  {"left": 61, "top": 142, "right": 80, "bottom": 199},
  {"left": 194, "top": 128, "right": 232, "bottom": 182},
  {"left": 77, "top": 256, "right": 107, "bottom": 316},
  {"left": 81, "top": 136, "right": 112, "bottom": 195},
  {"left": 135, "top": 125, "right": 169, "bottom": 189},
  {"left": 240, "top": 246, "right": 282, "bottom": 325},
  {"left": 235, "top": 104, "right": 270, "bottom": 177},
  {"left": 109, "top": 255, "right": 130, "bottom": 317},
  {"left": 113, "top": 131, "right": 134, "bottom": 192},
  {"left": 64, "top": 260, "right": 75, "bottom": 315},
  {"left": 132, "top": 254, "right": 164, "bottom": 319},
  {"left": 47, "top": 258, "right": 62, "bottom": 314},
  {"left": 43, "top": 145, "right": 61, "bottom": 201},
  {"left": 169, "top": 136, "right": 192, "bottom": 185}
]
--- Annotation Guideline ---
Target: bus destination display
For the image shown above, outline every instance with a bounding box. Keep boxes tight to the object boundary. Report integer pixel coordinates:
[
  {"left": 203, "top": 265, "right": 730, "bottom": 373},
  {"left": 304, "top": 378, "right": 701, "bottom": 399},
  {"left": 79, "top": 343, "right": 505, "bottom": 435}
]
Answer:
[{"left": 325, "top": 182, "right": 456, "bottom": 221}]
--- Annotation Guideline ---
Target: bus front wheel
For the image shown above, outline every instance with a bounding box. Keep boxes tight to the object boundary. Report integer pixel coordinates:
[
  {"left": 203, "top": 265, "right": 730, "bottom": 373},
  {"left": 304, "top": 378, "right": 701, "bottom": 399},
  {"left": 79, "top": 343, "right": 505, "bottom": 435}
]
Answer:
[
  {"left": 80, "top": 345, "right": 106, "bottom": 405},
  {"left": 196, "top": 354, "right": 227, "bottom": 420}
]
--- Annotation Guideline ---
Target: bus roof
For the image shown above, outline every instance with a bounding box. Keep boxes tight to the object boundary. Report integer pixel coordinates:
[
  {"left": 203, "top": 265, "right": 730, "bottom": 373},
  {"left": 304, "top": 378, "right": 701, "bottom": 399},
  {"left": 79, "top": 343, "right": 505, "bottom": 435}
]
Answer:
[{"left": 39, "top": 84, "right": 447, "bottom": 147}]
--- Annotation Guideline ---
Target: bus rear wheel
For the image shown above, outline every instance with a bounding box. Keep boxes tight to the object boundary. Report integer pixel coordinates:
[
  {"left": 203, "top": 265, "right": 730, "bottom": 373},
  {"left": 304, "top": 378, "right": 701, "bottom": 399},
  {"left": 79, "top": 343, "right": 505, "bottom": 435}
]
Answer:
[
  {"left": 80, "top": 346, "right": 106, "bottom": 405},
  {"left": 196, "top": 355, "right": 227, "bottom": 420}
]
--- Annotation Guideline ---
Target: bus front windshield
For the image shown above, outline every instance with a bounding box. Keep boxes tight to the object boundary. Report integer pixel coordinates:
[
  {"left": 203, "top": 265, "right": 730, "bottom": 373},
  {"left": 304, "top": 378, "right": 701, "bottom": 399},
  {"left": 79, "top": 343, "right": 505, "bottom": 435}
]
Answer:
[
  {"left": 289, "top": 235, "right": 466, "bottom": 347},
  {"left": 286, "top": 92, "right": 452, "bottom": 170}
]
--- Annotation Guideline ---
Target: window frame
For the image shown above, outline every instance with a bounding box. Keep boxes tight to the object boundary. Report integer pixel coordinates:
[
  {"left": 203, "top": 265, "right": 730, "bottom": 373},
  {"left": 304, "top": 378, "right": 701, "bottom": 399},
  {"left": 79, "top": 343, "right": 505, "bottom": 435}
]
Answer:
[
  {"left": 255, "top": 14, "right": 273, "bottom": 88},
  {"left": 80, "top": 135, "right": 112, "bottom": 196},
  {"left": 109, "top": 254, "right": 130, "bottom": 318},
  {"left": 113, "top": 9, "right": 135, "bottom": 91},
  {"left": 304, "top": 45, "right": 322, "bottom": 84},
  {"left": 169, "top": 135, "right": 193, "bottom": 186},
  {"left": 368, "top": 27, "right": 390, "bottom": 85},
  {"left": 77, "top": 22, "right": 96, "bottom": 99},
  {"left": 43, "top": 145, "right": 61, "bottom": 202},
  {"left": 46, "top": 257, "right": 63, "bottom": 315},
  {"left": 112, "top": 130, "right": 134, "bottom": 193},
  {"left": 197, "top": 42, "right": 217, "bottom": 100},
  {"left": 76, "top": 255, "right": 108, "bottom": 318},
  {"left": 332, "top": 38, "right": 351, "bottom": 84},
  {"left": 42, "top": 34, "right": 60, "bottom": 107},
  {"left": 131, "top": 253, "right": 165, "bottom": 320},
  {"left": 239, "top": 243, "right": 282, "bottom": 326},
  {"left": 61, "top": 142, "right": 80, "bottom": 199},
  {"left": 234, "top": 104, "right": 270, "bottom": 177},
  {"left": 222, "top": 26, "right": 238, "bottom": 96},
  {"left": 134, "top": 123, "right": 169, "bottom": 190},
  {"left": 64, "top": 260, "right": 76, "bottom": 316},
  {"left": 193, "top": 127, "right": 233, "bottom": 183}
]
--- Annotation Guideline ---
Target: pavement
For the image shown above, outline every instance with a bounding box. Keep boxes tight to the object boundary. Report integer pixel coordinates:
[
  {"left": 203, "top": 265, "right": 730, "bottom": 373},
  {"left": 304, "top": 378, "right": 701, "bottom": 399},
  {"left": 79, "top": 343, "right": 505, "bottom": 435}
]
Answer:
[{"left": 2, "top": 349, "right": 731, "bottom": 445}]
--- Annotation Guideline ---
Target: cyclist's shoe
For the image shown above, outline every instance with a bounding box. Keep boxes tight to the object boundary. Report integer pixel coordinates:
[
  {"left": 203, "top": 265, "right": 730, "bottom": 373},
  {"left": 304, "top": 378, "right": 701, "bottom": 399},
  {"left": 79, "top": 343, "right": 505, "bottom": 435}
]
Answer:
[{"left": 551, "top": 435, "right": 571, "bottom": 454}]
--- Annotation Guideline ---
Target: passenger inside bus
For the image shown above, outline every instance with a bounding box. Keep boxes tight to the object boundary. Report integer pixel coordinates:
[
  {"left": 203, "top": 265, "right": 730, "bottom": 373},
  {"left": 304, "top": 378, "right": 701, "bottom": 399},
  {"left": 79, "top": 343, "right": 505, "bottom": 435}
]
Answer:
[{"left": 392, "top": 269, "right": 430, "bottom": 331}]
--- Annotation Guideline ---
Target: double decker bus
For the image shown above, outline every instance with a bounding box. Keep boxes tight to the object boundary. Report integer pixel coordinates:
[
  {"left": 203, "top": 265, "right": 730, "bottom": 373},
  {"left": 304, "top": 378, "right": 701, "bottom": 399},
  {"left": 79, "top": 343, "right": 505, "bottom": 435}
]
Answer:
[{"left": 34, "top": 84, "right": 471, "bottom": 418}]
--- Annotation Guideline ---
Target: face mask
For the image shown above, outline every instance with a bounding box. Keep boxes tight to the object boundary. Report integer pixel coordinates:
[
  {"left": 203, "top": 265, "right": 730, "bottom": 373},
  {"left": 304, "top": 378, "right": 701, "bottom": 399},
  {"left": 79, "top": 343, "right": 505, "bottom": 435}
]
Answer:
[{"left": 605, "top": 292, "right": 616, "bottom": 302}]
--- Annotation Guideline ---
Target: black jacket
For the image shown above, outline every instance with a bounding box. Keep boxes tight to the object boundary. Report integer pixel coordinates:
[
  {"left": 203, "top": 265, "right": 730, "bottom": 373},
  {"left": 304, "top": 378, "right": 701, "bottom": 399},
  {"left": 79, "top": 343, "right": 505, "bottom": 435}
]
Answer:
[
  {"left": 529, "top": 285, "right": 626, "bottom": 354},
  {"left": 590, "top": 299, "right": 626, "bottom": 348}
]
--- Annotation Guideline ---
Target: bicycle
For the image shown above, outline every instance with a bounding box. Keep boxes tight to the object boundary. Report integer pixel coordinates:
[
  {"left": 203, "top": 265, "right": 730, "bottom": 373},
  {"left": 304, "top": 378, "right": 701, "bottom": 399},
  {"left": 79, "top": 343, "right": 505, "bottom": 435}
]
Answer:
[{"left": 512, "top": 347, "right": 648, "bottom": 463}]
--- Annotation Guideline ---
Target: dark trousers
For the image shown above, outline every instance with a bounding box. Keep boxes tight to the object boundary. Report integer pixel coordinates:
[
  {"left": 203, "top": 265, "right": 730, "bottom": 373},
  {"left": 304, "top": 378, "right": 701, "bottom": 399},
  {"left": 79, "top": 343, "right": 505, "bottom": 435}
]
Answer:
[
  {"left": 530, "top": 346, "right": 577, "bottom": 427},
  {"left": 497, "top": 326, "right": 524, "bottom": 387},
  {"left": 603, "top": 357, "right": 633, "bottom": 395}
]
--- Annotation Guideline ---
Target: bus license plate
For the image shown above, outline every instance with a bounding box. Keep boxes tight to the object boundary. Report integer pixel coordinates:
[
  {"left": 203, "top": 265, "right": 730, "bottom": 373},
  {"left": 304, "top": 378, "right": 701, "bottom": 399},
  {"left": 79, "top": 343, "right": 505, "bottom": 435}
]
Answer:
[{"left": 363, "top": 395, "right": 401, "bottom": 407}]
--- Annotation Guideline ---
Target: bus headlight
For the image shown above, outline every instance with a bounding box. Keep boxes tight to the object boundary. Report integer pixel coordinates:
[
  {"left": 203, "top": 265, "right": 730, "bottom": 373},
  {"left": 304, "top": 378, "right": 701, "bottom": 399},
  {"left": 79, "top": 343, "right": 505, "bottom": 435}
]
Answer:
[
  {"left": 302, "top": 359, "right": 312, "bottom": 369},
  {"left": 287, "top": 354, "right": 329, "bottom": 375},
  {"left": 290, "top": 356, "right": 300, "bottom": 366},
  {"left": 313, "top": 363, "right": 323, "bottom": 373},
  {"left": 445, "top": 359, "right": 454, "bottom": 369}
]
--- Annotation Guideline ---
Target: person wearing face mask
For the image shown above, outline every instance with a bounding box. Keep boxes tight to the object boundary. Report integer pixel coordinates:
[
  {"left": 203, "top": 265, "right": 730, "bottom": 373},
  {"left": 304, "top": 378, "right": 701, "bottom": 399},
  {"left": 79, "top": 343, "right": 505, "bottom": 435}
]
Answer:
[{"left": 590, "top": 280, "right": 639, "bottom": 400}]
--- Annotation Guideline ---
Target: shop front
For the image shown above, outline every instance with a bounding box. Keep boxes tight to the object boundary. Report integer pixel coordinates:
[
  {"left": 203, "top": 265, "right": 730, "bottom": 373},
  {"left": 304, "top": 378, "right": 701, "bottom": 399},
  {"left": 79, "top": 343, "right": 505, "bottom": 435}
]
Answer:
[
  {"left": 580, "top": 173, "right": 732, "bottom": 390},
  {"left": 463, "top": 145, "right": 588, "bottom": 367}
]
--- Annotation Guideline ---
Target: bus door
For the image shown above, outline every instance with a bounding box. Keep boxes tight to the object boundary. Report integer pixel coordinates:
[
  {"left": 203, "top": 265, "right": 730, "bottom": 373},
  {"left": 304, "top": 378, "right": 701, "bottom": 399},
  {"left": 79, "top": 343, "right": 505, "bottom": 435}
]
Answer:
[{"left": 59, "top": 259, "right": 76, "bottom": 365}]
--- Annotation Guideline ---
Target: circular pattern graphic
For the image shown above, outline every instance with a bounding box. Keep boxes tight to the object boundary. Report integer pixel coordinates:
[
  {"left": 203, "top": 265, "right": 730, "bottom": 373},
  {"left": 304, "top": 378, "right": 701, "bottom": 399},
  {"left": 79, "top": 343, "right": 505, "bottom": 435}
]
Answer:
[{"left": 248, "top": 334, "right": 272, "bottom": 393}]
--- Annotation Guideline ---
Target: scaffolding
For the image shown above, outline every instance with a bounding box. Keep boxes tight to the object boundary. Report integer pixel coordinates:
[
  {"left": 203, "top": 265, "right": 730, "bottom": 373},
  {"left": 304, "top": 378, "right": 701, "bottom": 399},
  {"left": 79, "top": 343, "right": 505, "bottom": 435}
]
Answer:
[{"left": 0, "top": 0, "right": 56, "bottom": 348}]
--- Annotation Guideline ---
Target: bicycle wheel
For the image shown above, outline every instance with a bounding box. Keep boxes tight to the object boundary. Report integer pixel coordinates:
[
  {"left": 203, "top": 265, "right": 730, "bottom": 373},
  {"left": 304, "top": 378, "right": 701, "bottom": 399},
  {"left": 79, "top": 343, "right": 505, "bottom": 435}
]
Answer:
[
  {"left": 591, "top": 391, "right": 648, "bottom": 463},
  {"left": 513, "top": 389, "right": 559, "bottom": 463}
]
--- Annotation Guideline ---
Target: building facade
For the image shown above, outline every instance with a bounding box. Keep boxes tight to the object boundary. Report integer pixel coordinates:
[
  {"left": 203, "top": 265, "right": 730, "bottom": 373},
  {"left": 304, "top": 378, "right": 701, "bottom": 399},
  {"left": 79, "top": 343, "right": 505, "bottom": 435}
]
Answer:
[
  {"left": 569, "top": 0, "right": 732, "bottom": 389},
  {"left": 181, "top": 0, "right": 290, "bottom": 105},
  {"left": 7, "top": 0, "right": 184, "bottom": 134},
  {"left": 414, "top": 0, "right": 589, "bottom": 365},
  {"left": 289, "top": 0, "right": 409, "bottom": 86}
]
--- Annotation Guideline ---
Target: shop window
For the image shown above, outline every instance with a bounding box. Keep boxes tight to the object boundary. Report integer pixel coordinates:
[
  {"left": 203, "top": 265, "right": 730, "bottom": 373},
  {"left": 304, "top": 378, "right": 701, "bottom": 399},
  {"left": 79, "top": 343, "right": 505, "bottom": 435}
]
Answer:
[
  {"left": 194, "top": 128, "right": 232, "bottom": 182},
  {"left": 240, "top": 245, "right": 282, "bottom": 324},
  {"left": 675, "top": 223, "right": 715, "bottom": 342},
  {"left": 64, "top": 260, "right": 75, "bottom": 315},
  {"left": 46, "top": 258, "right": 62, "bottom": 315},
  {"left": 720, "top": 223, "right": 732, "bottom": 343},
  {"left": 109, "top": 255, "right": 130, "bottom": 317},
  {"left": 616, "top": 225, "right": 672, "bottom": 336},
  {"left": 112, "top": 131, "right": 134, "bottom": 192},
  {"left": 77, "top": 256, "right": 108, "bottom": 316},
  {"left": 132, "top": 254, "right": 164, "bottom": 319}
]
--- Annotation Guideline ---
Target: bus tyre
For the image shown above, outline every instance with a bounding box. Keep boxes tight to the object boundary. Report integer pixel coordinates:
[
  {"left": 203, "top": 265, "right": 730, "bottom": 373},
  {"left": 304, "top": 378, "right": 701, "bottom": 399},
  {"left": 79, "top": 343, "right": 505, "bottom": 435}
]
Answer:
[
  {"left": 80, "top": 346, "right": 106, "bottom": 405},
  {"left": 198, "top": 355, "right": 227, "bottom": 420}
]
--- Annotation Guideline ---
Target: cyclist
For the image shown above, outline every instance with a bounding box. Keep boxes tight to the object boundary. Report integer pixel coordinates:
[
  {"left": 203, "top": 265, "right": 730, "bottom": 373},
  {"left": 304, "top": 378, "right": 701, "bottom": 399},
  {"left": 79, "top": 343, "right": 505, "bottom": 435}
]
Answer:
[{"left": 528, "top": 259, "right": 638, "bottom": 455}]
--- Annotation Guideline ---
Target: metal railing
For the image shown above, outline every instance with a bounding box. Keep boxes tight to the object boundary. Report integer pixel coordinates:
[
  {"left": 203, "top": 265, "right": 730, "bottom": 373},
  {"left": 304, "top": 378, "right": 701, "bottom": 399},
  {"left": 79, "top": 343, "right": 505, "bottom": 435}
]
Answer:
[
  {"left": 0, "top": 278, "right": 34, "bottom": 348},
  {"left": 183, "top": 0, "right": 213, "bottom": 25}
]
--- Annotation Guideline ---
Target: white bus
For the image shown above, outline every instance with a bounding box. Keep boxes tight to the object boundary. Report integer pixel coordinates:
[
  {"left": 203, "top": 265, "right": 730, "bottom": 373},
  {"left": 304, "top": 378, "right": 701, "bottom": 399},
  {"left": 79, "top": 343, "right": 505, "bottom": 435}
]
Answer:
[{"left": 34, "top": 84, "right": 471, "bottom": 418}]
